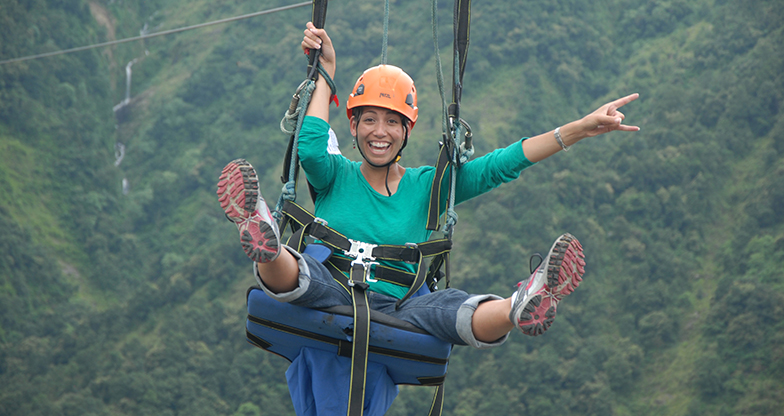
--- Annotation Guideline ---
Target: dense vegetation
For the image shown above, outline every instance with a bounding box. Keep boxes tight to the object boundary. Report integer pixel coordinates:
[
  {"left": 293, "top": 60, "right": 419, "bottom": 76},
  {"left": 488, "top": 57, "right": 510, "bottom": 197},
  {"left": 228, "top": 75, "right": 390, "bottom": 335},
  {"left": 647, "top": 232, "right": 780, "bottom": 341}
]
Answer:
[{"left": 1, "top": 0, "right": 783, "bottom": 415}]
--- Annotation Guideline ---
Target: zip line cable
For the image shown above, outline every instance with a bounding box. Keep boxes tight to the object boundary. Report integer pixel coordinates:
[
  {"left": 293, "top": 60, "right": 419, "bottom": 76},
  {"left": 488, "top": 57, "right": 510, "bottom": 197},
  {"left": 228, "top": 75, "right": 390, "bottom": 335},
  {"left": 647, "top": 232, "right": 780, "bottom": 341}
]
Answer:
[{"left": 0, "top": 1, "right": 311, "bottom": 65}]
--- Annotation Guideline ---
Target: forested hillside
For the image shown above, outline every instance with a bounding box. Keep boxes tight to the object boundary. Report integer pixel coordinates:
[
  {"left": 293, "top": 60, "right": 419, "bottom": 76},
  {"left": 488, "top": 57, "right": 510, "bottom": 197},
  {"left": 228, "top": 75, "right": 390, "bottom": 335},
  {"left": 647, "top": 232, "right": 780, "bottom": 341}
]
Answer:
[{"left": 1, "top": 0, "right": 783, "bottom": 415}]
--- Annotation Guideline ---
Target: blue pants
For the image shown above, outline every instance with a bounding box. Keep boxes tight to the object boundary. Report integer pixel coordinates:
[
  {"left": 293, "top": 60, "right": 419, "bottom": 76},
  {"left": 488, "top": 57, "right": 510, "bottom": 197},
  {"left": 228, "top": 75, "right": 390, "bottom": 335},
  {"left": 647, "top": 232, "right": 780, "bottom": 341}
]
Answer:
[{"left": 255, "top": 245, "right": 509, "bottom": 349}]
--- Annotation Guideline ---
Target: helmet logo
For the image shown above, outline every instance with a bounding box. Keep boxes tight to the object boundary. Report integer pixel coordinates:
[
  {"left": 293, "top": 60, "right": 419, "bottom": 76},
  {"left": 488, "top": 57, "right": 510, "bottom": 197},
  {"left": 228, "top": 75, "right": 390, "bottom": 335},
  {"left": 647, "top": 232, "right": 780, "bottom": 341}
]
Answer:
[{"left": 379, "top": 93, "right": 391, "bottom": 99}]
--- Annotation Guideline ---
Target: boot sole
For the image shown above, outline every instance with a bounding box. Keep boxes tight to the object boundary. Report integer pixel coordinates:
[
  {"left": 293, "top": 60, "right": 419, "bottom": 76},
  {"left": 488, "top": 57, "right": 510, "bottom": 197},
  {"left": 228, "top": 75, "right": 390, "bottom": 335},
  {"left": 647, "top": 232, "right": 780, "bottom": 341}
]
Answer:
[
  {"left": 217, "top": 159, "right": 280, "bottom": 263},
  {"left": 517, "top": 233, "right": 585, "bottom": 336}
]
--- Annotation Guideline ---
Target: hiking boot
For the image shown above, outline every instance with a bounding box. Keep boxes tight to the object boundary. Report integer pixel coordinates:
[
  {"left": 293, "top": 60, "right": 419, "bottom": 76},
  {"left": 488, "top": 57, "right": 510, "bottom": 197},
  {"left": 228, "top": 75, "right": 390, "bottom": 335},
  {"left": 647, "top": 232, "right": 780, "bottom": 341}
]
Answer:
[
  {"left": 217, "top": 159, "right": 281, "bottom": 263},
  {"left": 509, "top": 233, "right": 585, "bottom": 336}
]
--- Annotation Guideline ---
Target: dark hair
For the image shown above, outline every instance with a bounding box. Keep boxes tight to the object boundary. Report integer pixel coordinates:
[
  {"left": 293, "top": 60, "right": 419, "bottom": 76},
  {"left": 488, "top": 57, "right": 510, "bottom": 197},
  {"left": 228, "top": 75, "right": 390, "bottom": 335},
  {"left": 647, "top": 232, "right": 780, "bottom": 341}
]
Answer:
[{"left": 351, "top": 107, "right": 411, "bottom": 127}]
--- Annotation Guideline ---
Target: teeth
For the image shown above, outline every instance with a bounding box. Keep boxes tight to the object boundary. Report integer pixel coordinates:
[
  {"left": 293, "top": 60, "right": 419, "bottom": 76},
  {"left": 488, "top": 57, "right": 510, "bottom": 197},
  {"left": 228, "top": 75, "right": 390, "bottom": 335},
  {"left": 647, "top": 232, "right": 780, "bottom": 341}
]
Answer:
[{"left": 370, "top": 142, "right": 390, "bottom": 149}]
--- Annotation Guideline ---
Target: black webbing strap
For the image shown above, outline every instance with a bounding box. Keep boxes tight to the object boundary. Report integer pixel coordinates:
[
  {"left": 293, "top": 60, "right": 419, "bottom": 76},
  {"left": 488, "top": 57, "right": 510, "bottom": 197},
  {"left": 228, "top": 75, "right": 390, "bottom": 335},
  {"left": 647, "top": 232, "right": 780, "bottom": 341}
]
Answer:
[
  {"left": 428, "top": 383, "right": 446, "bottom": 416},
  {"left": 330, "top": 257, "right": 415, "bottom": 287},
  {"left": 280, "top": 200, "right": 313, "bottom": 226},
  {"left": 281, "top": 139, "right": 296, "bottom": 184},
  {"left": 280, "top": 200, "right": 453, "bottom": 311},
  {"left": 304, "top": 0, "right": 330, "bottom": 201},
  {"left": 427, "top": 251, "right": 449, "bottom": 290},
  {"left": 453, "top": 0, "right": 471, "bottom": 83},
  {"left": 448, "top": 0, "right": 471, "bottom": 122},
  {"left": 395, "top": 250, "right": 428, "bottom": 309},
  {"left": 426, "top": 143, "right": 453, "bottom": 231},
  {"left": 282, "top": 200, "right": 452, "bottom": 263},
  {"left": 307, "top": 0, "right": 329, "bottom": 80},
  {"left": 280, "top": 0, "right": 330, "bottom": 208},
  {"left": 246, "top": 329, "right": 273, "bottom": 350},
  {"left": 347, "top": 263, "right": 371, "bottom": 416},
  {"left": 324, "top": 260, "right": 354, "bottom": 292}
]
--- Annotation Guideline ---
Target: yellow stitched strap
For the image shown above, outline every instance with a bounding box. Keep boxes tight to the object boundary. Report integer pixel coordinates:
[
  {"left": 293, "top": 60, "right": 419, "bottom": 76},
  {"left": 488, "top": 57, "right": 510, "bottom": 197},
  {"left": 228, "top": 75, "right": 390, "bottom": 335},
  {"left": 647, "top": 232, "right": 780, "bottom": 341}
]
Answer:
[
  {"left": 347, "top": 263, "right": 370, "bottom": 416},
  {"left": 282, "top": 201, "right": 452, "bottom": 263},
  {"left": 427, "top": 144, "right": 451, "bottom": 231},
  {"left": 427, "top": 383, "right": 446, "bottom": 416},
  {"left": 395, "top": 251, "right": 427, "bottom": 309},
  {"left": 281, "top": 200, "right": 454, "bottom": 291}
]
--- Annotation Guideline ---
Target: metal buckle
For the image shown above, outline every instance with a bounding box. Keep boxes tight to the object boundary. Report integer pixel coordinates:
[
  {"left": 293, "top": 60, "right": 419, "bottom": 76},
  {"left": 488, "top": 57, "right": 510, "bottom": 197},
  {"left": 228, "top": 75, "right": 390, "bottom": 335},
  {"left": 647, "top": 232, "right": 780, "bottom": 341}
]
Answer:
[
  {"left": 314, "top": 217, "right": 328, "bottom": 226},
  {"left": 346, "top": 261, "right": 378, "bottom": 284},
  {"left": 363, "top": 262, "right": 379, "bottom": 283},
  {"left": 345, "top": 239, "right": 377, "bottom": 262},
  {"left": 404, "top": 242, "right": 419, "bottom": 264},
  {"left": 345, "top": 239, "right": 378, "bottom": 283},
  {"left": 287, "top": 80, "right": 310, "bottom": 115},
  {"left": 347, "top": 263, "right": 378, "bottom": 285}
]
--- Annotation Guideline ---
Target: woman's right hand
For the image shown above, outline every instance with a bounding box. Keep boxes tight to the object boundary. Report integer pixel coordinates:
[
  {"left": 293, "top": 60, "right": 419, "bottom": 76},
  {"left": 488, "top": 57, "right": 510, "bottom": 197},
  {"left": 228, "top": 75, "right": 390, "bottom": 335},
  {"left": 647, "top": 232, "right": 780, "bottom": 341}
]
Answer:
[{"left": 301, "top": 22, "right": 336, "bottom": 79}]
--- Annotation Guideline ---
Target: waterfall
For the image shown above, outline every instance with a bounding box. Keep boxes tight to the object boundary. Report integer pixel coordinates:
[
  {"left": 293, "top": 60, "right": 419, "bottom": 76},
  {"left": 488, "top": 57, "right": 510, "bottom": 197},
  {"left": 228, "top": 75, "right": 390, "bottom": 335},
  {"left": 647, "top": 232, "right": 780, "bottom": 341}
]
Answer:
[
  {"left": 112, "top": 58, "right": 137, "bottom": 113},
  {"left": 113, "top": 57, "right": 137, "bottom": 196},
  {"left": 114, "top": 142, "right": 125, "bottom": 166}
]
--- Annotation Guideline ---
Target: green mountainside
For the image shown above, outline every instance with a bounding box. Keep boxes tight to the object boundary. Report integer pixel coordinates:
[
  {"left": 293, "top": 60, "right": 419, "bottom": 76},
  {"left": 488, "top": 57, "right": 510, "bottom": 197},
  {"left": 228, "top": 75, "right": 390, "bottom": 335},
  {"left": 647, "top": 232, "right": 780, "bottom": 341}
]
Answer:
[{"left": 1, "top": 0, "right": 783, "bottom": 415}]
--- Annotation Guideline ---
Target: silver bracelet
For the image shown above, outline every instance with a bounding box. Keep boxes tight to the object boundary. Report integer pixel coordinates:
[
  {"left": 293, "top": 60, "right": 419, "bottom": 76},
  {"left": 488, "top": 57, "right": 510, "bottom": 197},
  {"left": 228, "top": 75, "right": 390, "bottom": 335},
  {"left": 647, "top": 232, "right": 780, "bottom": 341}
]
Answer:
[{"left": 554, "top": 126, "right": 570, "bottom": 151}]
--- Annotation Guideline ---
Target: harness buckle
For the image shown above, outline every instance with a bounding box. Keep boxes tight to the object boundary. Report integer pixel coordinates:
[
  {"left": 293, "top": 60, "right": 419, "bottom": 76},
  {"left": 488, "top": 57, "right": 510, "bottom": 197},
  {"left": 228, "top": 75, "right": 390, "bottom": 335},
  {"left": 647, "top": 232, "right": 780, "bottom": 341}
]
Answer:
[
  {"left": 345, "top": 239, "right": 377, "bottom": 262},
  {"left": 345, "top": 239, "right": 379, "bottom": 284},
  {"left": 347, "top": 262, "right": 379, "bottom": 285},
  {"left": 314, "top": 217, "right": 328, "bottom": 226},
  {"left": 347, "top": 279, "right": 372, "bottom": 289},
  {"left": 363, "top": 262, "right": 380, "bottom": 283},
  {"left": 404, "top": 242, "right": 419, "bottom": 264}
]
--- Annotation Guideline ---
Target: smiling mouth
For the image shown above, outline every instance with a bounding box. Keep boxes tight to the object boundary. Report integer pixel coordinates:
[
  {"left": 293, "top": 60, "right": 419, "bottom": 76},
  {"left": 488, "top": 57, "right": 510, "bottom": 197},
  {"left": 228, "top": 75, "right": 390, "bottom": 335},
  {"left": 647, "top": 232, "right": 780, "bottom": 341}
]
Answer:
[{"left": 368, "top": 141, "right": 391, "bottom": 154}]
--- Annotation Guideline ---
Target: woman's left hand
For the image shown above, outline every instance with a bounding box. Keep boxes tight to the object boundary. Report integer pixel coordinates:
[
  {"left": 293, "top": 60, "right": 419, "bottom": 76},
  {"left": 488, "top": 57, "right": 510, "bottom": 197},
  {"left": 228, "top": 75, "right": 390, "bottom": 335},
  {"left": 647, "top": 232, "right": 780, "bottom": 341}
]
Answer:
[{"left": 578, "top": 93, "right": 640, "bottom": 138}]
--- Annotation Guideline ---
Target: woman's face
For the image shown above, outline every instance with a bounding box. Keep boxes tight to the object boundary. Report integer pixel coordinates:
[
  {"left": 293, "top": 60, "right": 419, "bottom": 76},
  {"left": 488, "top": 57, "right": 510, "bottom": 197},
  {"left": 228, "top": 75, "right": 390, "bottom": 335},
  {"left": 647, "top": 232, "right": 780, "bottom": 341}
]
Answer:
[{"left": 350, "top": 106, "right": 408, "bottom": 167}]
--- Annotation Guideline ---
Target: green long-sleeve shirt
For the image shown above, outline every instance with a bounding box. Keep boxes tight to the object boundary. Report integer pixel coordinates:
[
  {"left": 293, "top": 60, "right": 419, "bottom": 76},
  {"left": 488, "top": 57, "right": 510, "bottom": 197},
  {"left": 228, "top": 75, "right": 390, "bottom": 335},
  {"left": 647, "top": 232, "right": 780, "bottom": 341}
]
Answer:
[{"left": 298, "top": 116, "right": 534, "bottom": 298}]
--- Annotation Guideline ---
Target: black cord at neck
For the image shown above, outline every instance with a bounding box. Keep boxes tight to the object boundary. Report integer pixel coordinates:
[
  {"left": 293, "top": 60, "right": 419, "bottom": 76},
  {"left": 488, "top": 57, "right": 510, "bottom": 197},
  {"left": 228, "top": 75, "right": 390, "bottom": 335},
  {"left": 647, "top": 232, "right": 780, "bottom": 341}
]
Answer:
[{"left": 385, "top": 165, "right": 392, "bottom": 196}]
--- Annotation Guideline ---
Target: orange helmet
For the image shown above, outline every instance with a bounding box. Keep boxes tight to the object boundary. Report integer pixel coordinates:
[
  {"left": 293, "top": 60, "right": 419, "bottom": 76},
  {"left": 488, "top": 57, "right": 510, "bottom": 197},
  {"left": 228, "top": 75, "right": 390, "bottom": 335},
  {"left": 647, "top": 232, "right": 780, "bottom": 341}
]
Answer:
[{"left": 346, "top": 65, "right": 418, "bottom": 128}]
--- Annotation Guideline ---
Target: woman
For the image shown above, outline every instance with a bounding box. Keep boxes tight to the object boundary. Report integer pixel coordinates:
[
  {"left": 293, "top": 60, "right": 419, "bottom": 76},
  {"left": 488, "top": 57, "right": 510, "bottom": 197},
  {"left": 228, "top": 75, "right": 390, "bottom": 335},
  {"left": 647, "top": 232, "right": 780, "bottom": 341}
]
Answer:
[{"left": 217, "top": 22, "right": 639, "bottom": 347}]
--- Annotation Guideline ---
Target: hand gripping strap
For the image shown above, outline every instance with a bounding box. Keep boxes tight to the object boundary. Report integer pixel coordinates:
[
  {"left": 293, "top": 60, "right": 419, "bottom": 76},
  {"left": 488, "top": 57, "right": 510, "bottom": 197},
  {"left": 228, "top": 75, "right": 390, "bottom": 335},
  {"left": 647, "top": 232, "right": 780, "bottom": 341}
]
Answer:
[{"left": 307, "top": 0, "right": 329, "bottom": 80}]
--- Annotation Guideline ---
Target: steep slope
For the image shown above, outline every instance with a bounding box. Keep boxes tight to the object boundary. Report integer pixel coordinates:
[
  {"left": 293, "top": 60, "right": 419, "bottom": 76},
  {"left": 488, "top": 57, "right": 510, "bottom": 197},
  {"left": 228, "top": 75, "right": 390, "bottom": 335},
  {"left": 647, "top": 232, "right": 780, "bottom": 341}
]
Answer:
[{"left": 1, "top": 0, "right": 782, "bottom": 415}]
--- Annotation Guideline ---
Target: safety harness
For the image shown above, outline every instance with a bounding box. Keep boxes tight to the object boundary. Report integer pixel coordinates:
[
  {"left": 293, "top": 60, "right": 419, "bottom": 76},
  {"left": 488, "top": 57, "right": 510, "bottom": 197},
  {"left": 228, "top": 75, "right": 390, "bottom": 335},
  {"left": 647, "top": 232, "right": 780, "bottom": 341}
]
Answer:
[{"left": 246, "top": 1, "right": 473, "bottom": 415}]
